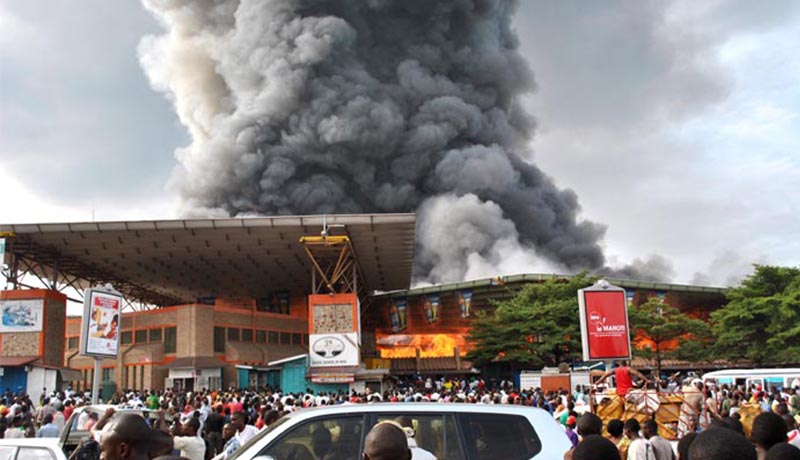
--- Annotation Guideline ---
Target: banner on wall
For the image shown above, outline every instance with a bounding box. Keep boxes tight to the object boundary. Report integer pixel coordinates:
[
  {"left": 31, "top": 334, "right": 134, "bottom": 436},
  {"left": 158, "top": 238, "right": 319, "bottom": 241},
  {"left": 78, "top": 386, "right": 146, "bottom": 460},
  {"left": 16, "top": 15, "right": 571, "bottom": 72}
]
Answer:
[
  {"left": 423, "top": 294, "right": 440, "bottom": 324},
  {"left": 577, "top": 281, "right": 631, "bottom": 361},
  {"left": 308, "top": 293, "right": 360, "bottom": 367},
  {"left": 0, "top": 299, "right": 44, "bottom": 333},
  {"left": 457, "top": 290, "right": 472, "bottom": 318},
  {"left": 390, "top": 298, "right": 408, "bottom": 332},
  {"left": 80, "top": 287, "right": 122, "bottom": 358}
]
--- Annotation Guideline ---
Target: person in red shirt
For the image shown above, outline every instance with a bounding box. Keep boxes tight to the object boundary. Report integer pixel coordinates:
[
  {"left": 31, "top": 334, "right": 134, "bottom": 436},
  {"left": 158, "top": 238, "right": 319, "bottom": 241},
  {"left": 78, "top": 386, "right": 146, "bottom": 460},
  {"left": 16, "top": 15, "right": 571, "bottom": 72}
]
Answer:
[
  {"left": 595, "top": 361, "right": 651, "bottom": 398},
  {"left": 63, "top": 400, "right": 74, "bottom": 422}
]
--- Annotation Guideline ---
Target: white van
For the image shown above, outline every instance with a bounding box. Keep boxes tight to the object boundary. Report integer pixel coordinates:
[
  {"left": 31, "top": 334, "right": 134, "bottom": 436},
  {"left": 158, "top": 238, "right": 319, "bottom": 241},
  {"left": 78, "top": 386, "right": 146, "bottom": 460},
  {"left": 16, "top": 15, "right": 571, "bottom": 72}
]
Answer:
[
  {"left": 702, "top": 368, "right": 800, "bottom": 391},
  {"left": 229, "top": 403, "right": 572, "bottom": 460}
]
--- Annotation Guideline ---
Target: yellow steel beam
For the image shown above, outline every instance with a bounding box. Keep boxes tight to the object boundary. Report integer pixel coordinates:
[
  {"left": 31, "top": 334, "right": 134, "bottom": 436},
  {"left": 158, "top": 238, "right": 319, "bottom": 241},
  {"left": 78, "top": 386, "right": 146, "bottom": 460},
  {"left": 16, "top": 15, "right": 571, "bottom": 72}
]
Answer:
[{"left": 299, "top": 235, "right": 350, "bottom": 245}]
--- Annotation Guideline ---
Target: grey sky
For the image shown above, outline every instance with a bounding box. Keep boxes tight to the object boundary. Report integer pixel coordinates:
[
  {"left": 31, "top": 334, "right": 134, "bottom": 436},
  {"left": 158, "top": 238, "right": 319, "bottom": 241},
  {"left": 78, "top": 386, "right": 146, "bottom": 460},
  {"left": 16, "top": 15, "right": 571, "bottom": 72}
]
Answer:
[{"left": 1, "top": 0, "right": 798, "bottom": 286}]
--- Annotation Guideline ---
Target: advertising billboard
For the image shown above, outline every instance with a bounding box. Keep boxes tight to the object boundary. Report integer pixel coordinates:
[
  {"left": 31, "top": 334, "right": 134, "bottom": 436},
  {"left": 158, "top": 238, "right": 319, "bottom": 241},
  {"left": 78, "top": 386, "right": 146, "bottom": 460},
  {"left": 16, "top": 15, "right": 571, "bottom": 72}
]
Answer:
[
  {"left": 0, "top": 299, "right": 44, "bottom": 333},
  {"left": 80, "top": 288, "right": 122, "bottom": 358},
  {"left": 578, "top": 281, "right": 631, "bottom": 361},
  {"left": 308, "top": 293, "right": 360, "bottom": 367}
]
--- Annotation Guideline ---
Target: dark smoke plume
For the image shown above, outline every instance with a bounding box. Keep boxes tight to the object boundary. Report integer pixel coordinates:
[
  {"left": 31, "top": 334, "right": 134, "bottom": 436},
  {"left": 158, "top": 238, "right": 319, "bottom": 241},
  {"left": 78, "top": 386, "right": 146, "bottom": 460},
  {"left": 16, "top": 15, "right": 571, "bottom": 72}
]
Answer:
[{"left": 139, "top": 0, "right": 660, "bottom": 283}]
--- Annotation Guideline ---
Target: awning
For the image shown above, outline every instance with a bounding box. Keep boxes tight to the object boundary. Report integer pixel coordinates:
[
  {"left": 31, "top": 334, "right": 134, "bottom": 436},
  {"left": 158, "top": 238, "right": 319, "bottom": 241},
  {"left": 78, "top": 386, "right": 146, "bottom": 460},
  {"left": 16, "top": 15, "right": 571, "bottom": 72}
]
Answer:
[
  {"left": 59, "top": 368, "right": 82, "bottom": 381},
  {"left": 0, "top": 356, "right": 38, "bottom": 367}
]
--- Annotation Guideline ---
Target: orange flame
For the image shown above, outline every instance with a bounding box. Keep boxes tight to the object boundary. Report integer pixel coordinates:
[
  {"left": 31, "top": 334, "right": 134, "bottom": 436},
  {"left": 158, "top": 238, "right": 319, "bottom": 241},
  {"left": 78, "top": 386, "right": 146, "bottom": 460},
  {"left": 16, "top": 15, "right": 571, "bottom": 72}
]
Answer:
[{"left": 377, "top": 333, "right": 471, "bottom": 358}]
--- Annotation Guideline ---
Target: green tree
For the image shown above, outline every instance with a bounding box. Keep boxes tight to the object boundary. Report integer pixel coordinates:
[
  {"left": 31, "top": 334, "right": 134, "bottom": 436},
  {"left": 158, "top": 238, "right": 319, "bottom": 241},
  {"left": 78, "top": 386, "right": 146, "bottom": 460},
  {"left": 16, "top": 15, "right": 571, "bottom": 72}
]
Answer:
[
  {"left": 710, "top": 265, "right": 800, "bottom": 365},
  {"left": 628, "top": 298, "right": 711, "bottom": 375},
  {"left": 466, "top": 274, "right": 597, "bottom": 372}
]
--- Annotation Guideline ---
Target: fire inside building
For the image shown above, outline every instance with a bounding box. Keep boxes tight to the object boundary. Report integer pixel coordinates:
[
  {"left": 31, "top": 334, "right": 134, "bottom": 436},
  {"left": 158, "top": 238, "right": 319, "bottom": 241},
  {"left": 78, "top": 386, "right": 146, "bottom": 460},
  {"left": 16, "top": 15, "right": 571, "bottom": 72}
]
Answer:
[{"left": 0, "top": 214, "right": 727, "bottom": 402}]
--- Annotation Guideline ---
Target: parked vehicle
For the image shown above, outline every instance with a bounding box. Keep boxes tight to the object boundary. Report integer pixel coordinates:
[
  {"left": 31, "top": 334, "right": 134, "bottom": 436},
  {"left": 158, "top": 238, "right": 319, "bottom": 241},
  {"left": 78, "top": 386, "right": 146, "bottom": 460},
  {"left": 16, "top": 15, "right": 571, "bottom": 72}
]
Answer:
[
  {"left": 702, "top": 368, "right": 800, "bottom": 391},
  {"left": 0, "top": 438, "right": 68, "bottom": 460},
  {"left": 228, "top": 402, "right": 572, "bottom": 460}
]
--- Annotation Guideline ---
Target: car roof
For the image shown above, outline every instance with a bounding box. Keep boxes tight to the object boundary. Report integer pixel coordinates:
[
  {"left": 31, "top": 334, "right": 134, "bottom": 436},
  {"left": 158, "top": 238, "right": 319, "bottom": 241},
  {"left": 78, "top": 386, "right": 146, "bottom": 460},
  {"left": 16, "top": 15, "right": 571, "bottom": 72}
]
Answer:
[
  {"left": 0, "top": 438, "right": 61, "bottom": 447},
  {"left": 280, "top": 402, "right": 551, "bottom": 421}
]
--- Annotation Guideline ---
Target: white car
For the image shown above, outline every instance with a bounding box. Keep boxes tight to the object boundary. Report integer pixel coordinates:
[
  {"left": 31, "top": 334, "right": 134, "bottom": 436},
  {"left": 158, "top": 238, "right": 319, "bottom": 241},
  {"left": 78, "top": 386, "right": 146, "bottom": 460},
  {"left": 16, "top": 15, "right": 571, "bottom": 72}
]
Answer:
[
  {"left": 58, "top": 404, "right": 169, "bottom": 457},
  {"left": 228, "top": 403, "right": 572, "bottom": 460},
  {"left": 0, "top": 438, "right": 68, "bottom": 460}
]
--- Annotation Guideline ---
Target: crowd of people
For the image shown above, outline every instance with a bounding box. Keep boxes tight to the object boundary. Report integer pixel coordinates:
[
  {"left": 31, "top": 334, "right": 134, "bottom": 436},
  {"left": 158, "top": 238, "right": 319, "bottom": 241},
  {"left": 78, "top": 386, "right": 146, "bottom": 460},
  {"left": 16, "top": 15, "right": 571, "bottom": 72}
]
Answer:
[{"left": 0, "top": 366, "right": 797, "bottom": 460}]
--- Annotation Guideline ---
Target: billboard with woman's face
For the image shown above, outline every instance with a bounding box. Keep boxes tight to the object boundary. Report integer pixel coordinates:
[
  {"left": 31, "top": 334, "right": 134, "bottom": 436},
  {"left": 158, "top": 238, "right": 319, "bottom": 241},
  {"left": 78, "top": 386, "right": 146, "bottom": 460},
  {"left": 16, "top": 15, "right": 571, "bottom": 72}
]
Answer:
[{"left": 80, "top": 288, "right": 122, "bottom": 357}]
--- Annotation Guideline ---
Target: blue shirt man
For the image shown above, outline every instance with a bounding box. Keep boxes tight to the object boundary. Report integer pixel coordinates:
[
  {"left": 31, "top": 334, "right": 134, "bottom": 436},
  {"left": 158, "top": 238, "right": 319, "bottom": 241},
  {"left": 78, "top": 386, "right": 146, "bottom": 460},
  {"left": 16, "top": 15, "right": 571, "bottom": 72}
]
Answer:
[{"left": 37, "top": 413, "right": 60, "bottom": 438}]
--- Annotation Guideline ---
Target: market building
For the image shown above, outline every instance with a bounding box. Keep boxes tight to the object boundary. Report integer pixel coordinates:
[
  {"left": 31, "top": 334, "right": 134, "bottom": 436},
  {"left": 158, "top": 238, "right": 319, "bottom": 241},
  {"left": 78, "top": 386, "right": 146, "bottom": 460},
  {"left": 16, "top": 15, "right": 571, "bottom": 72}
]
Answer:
[{"left": 0, "top": 214, "right": 728, "bottom": 397}]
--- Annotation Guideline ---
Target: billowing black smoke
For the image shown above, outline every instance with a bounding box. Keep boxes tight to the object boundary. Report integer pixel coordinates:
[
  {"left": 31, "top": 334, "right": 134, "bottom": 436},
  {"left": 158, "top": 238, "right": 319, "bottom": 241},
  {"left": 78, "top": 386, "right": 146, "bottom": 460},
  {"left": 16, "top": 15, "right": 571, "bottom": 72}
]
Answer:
[{"left": 139, "top": 0, "right": 664, "bottom": 283}]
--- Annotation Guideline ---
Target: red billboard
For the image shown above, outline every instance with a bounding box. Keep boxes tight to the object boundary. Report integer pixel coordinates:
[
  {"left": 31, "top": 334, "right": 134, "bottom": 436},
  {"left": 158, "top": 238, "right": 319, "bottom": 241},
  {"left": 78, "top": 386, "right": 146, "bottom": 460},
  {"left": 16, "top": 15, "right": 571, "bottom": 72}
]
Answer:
[{"left": 578, "top": 282, "right": 631, "bottom": 361}]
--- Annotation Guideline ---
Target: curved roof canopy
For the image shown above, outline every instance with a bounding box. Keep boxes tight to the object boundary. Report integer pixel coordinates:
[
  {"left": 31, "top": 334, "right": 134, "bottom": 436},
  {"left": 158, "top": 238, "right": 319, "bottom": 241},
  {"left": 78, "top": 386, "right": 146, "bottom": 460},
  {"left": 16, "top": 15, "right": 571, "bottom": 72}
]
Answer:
[{"left": 0, "top": 214, "right": 416, "bottom": 307}]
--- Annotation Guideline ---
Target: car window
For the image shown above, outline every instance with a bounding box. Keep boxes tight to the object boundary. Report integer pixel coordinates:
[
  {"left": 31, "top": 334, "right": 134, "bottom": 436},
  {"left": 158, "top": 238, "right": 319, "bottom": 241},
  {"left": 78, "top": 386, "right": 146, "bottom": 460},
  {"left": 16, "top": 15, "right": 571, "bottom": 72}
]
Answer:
[
  {"left": 262, "top": 415, "right": 365, "bottom": 460},
  {"left": 18, "top": 447, "right": 56, "bottom": 460},
  {"left": 458, "top": 413, "right": 542, "bottom": 460},
  {"left": 374, "top": 413, "right": 465, "bottom": 460},
  {"left": 0, "top": 446, "right": 15, "bottom": 460}
]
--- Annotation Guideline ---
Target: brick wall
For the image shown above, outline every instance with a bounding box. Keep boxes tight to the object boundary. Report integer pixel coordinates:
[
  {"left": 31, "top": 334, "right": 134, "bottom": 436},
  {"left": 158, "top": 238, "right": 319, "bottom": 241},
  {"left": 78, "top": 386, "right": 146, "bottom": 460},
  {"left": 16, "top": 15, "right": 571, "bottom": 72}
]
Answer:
[
  {"left": 176, "top": 304, "right": 214, "bottom": 358},
  {"left": 41, "top": 295, "right": 66, "bottom": 367}
]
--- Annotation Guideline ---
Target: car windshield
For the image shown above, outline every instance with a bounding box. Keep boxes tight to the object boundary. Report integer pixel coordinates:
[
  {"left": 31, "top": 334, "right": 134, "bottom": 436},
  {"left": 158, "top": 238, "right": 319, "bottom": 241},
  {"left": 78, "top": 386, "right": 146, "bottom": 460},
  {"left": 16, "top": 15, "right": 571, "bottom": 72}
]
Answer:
[{"left": 227, "top": 416, "right": 291, "bottom": 460}]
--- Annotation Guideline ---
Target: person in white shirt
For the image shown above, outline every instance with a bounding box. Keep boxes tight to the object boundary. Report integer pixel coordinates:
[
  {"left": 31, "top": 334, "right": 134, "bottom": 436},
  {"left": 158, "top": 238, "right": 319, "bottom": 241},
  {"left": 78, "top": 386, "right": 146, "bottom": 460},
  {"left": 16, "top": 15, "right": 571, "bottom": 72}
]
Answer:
[
  {"left": 624, "top": 419, "right": 655, "bottom": 460},
  {"left": 173, "top": 417, "right": 207, "bottom": 460},
  {"left": 231, "top": 411, "right": 259, "bottom": 445},
  {"left": 642, "top": 419, "right": 674, "bottom": 460}
]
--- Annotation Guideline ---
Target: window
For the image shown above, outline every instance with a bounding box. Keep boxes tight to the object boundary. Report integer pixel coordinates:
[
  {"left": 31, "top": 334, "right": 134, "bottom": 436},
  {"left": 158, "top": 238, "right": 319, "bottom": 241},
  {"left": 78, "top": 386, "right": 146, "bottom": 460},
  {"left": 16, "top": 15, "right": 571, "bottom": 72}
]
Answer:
[
  {"left": 256, "top": 330, "right": 267, "bottom": 343},
  {"left": 214, "top": 327, "right": 225, "bottom": 353},
  {"left": 292, "top": 333, "right": 301, "bottom": 345},
  {"left": 280, "top": 332, "right": 290, "bottom": 345},
  {"left": 134, "top": 329, "right": 147, "bottom": 344},
  {"left": 149, "top": 328, "right": 162, "bottom": 343},
  {"left": 261, "top": 416, "right": 364, "bottom": 460},
  {"left": 67, "top": 337, "right": 78, "bottom": 349},
  {"left": 227, "top": 327, "right": 240, "bottom": 341},
  {"left": 303, "top": 334, "right": 309, "bottom": 345},
  {"left": 164, "top": 327, "right": 177, "bottom": 353},
  {"left": 458, "top": 413, "right": 542, "bottom": 460},
  {"left": 102, "top": 368, "right": 113, "bottom": 382},
  {"left": 242, "top": 328, "right": 254, "bottom": 342},
  {"left": 373, "top": 413, "right": 465, "bottom": 460},
  {"left": 121, "top": 331, "right": 133, "bottom": 345},
  {"left": 268, "top": 331, "right": 278, "bottom": 344},
  {"left": 0, "top": 446, "right": 15, "bottom": 460},
  {"left": 18, "top": 448, "right": 54, "bottom": 460}
]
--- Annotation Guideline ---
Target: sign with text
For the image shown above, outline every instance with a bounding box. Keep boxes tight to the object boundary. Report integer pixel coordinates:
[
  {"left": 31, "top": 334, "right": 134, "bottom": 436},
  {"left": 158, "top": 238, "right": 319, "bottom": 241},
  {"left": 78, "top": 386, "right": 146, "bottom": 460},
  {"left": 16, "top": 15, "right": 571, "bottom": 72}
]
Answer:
[
  {"left": 80, "top": 288, "right": 122, "bottom": 358},
  {"left": 578, "top": 281, "right": 631, "bottom": 361},
  {"left": 308, "top": 293, "right": 360, "bottom": 367}
]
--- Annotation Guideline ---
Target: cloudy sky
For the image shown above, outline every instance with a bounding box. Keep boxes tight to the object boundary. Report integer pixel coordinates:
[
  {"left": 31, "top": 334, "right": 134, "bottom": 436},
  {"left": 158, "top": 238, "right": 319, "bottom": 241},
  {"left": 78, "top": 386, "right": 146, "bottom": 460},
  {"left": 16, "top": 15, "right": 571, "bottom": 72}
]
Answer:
[{"left": 1, "top": 0, "right": 798, "bottom": 287}]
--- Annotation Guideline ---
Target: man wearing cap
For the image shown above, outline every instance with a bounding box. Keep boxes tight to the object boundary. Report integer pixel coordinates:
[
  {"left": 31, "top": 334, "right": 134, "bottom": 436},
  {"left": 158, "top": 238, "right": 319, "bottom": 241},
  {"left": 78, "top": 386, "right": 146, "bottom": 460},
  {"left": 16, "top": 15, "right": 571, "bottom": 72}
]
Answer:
[{"left": 565, "top": 415, "right": 579, "bottom": 448}]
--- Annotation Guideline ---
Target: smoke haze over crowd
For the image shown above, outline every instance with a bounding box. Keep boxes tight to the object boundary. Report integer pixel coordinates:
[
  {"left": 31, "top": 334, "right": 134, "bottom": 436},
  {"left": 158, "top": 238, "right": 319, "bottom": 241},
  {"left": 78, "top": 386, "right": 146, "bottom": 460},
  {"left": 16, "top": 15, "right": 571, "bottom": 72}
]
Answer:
[{"left": 139, "top": 0, "right": 672, "bottom": 283}]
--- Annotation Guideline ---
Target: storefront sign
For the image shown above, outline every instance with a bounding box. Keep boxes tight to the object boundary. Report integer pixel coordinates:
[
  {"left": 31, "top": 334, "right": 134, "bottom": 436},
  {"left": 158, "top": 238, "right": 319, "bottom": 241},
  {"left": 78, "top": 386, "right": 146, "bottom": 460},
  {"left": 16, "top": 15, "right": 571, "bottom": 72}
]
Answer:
[
  {"left": 578, "top": 281, "right": 631, "bottom": 361},
  {"left": 80, "top": 287, "right": 122, "bottom": 358},
  {"left": 308, "top": 293, "right": 360, "bottom": 367},
  {"left": 310, "top": 372, "right": 355, "bottom": 384}
]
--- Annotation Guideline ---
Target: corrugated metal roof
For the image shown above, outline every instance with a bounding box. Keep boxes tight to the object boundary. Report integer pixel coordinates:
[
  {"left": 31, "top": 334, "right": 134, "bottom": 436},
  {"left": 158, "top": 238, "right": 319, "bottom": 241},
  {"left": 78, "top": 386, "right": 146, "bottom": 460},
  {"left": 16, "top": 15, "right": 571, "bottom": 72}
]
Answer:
[{"left": 0, "top": 214, "right": 416, "bottom": 306}]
